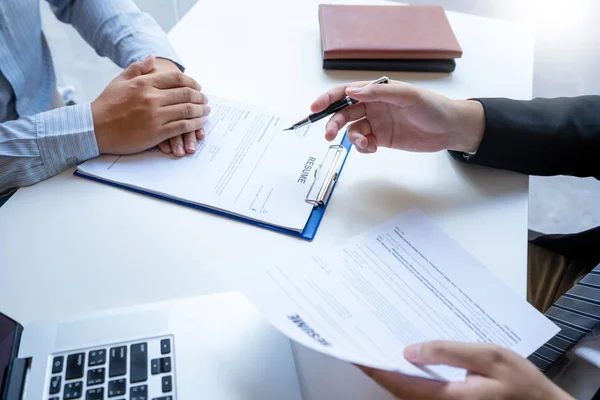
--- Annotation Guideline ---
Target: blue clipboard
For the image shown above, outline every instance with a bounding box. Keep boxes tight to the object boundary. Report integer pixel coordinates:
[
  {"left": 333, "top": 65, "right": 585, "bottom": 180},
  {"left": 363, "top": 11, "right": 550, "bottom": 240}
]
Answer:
[{"left": 74, "top": 134, "right": 352, "bottom": 241}]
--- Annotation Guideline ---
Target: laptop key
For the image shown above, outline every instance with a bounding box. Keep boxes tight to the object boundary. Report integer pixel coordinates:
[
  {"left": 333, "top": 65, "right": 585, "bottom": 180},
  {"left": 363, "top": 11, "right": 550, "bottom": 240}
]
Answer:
[
  {"left": 109, "top": 346, "right": 127, "bottom": 377},
  {"left": 160, "top": 357, "right": 171, "bottom": 373},
  {"left": 152, "top": 396, "right": 172, "bottom": 400},
  {"left": 150, "top": 358, "right": 160, "bottom": 375},
  {"left": 130, "top": 342, "right": 148, "bottom": 383},
  {"left": 52, "top": 355, "right": 64, "bottom": 373},
  {"left": 88, "top": 349, "right": 106, "bottom": 366},
  {"left": 49, "top": 375, "right": 61, "bottom": 394},
  {"left": 85, "top": 387, "right": 104, "bottom": 400},
  {"left": 49, "top": 397, "right": 59, "bottom": 400},
  {"left": 64, "top": 381, "right": 83, "bottom": 399},
  {"left": 161, "top": 375, "right": 172, "bottom": 393},
  {"left": 160, "top": 339, "right": 170, "bottom": 355},
  {"left": 108, "top": 378, "right": 126, "bottom": 397},
  {"left": 130, "top": 384, "right": 148, "bottom": 400},
  {"left": 87, "top": 367, "right": 105, "bottom": 386},
  {"left": 66, "top": 353, "right": 85, "bottom": 380}
]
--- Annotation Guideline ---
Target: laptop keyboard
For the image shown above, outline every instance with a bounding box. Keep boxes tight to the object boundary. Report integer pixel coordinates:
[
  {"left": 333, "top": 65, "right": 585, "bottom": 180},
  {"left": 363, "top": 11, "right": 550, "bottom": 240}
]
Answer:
[{"left": 47, "top": 335, "right": 175, "bottom": 400}]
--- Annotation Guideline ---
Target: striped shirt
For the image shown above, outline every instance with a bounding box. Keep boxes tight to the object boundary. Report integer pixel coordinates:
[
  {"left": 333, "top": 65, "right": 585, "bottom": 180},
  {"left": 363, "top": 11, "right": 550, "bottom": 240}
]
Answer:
[{"left": 0, "top": 0, "right": 181, "bottom": 196}]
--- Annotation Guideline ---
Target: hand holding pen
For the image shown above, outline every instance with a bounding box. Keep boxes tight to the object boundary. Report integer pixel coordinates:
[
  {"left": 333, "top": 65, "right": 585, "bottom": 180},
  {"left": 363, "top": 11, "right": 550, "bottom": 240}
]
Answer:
[
  {"left": 285, "top": 76, "right": 390, "bottom": 131},
  {"left": 306, "top": 79, "right": 485, "bottom": 154}
]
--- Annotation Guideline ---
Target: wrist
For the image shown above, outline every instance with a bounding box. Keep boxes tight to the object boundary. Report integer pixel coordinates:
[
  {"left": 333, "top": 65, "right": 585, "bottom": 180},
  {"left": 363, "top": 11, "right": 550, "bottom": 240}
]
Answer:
[
  {"left": 448, "top": 99, "right": 485, "bottom": 153},
  {"left": 91, "top": 100, "right": 109, "bottom": 154},
  {"left": 153, "top": 57, "right": 181, "bottom": 72}
]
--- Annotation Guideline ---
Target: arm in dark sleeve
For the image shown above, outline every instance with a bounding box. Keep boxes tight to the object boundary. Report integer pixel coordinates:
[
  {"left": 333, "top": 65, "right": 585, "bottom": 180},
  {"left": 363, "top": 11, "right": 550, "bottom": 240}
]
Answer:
[{"left": 450, "top": 96, "right": 600, "bottom": 180}]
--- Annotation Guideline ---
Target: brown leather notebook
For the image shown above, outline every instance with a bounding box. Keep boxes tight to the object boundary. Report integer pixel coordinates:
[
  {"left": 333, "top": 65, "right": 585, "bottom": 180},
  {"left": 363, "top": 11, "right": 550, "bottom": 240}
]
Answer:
[{"left": 318, "top": 4, "right": 462, "bottom": 72}]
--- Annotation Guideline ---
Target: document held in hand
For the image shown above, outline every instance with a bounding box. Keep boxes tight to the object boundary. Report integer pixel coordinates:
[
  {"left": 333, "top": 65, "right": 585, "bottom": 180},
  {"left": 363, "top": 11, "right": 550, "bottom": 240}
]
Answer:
[
  {"left": 244, "top": 209, "right": 560, "bottom": 382},
  {"left": 76, "top": 96, "right": 350, "bottom": 240}
]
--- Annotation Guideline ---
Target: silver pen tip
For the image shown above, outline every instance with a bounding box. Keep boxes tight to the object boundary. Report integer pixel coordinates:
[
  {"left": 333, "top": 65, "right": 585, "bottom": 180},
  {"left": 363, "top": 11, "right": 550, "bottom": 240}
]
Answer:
[{"left": 284, "top": 117, "right": 310, "bottom": 132}]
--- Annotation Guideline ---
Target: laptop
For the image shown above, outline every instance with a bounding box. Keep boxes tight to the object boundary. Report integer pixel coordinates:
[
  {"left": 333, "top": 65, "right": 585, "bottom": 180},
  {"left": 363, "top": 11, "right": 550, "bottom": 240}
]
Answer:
[{"left": 0, "top": 292, "right": 303, "bottom": 400}]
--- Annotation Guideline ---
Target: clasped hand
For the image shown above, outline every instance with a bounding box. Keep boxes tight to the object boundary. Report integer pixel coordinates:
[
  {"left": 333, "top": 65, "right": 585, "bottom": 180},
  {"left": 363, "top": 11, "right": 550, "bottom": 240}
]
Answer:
[{"left": 92, "top": 55, "right": 210, "bottom": 157}]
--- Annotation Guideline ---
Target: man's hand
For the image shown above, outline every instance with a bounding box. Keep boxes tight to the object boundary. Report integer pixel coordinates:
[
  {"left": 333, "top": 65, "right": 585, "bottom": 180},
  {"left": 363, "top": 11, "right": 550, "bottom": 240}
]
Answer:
[
  {"left": 310, "top": 80, "right": 486, "bottom": 154},
  {"left": 92, "top": 55, "right": 210, "bottom": 155},
  {"left": 359, "top": 341, "right": 574, "bottom": 400},
  {"left": 152, "top": 58, "right": 208, "bottom": 156}
]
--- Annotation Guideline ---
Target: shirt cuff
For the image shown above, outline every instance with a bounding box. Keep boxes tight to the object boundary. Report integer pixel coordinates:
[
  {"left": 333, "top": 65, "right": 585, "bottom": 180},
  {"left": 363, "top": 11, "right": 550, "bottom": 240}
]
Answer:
[
  {"left": 36, "top": 103, "right": 100, "bottom": 177},
  {"left": 448, "top": 149, "right": 477, "bottom": 163},
  {"left": 119, "top": 30, "right": 184, "bottom": 72}
]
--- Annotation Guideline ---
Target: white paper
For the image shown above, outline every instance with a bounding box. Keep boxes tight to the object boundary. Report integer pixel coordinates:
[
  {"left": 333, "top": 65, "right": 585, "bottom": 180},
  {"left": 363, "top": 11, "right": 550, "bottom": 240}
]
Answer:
[
  {"left": 244, "top": 208, "right": 560, "bottom": 381},
  {"left": 77, "top": 96, "right": 340, "bottom": 231}
]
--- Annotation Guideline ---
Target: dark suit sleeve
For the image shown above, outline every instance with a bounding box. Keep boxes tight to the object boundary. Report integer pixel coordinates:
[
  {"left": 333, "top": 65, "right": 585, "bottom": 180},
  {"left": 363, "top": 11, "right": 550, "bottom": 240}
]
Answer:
[{"left": 449, "top": 96, "right": 600, "bottom": 180}]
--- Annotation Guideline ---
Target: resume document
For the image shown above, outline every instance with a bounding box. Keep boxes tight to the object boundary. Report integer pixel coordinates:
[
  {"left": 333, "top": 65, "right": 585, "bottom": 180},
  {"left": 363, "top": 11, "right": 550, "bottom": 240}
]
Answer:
[
  {"left": 77, "top": 97, "right": 340, "bottom": 231},
  {"left": 244, "top": 209, "right": 560, "bottom": 381}
]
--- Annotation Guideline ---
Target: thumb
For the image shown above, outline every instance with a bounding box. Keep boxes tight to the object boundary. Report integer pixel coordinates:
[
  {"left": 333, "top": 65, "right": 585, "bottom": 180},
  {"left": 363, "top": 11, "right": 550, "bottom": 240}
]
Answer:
[
  {"left": 117, "top": 55, "right": 155, "bottom": 81},
  {"left": 346, "top": 82, "right": 418, "bottom": 107},
  {"left": 405, "top": 341, "right": 504, "bottom": 376}
]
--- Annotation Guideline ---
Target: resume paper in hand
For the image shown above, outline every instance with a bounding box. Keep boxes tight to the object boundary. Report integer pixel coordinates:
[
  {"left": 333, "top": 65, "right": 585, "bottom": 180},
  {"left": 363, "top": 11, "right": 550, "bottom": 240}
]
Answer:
[
  {"left": 77, "top": 97, "right": 344, "bottom": 234},
  {"left": 244, "top": 209, "right": 559, "bottom": 381}
]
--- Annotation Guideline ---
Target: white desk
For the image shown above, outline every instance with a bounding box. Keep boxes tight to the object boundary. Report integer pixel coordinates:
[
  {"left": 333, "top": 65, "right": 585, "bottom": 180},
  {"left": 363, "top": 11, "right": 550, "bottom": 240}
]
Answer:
[{"left": 0, "top": 1, "right": 532, "bottom": 398}]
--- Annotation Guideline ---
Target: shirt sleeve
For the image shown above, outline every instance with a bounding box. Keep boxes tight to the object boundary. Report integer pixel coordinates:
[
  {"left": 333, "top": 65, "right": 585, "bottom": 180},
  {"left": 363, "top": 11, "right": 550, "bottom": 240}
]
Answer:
[
  {"left": 45, "top": 0, "right": 182, "bottom": 70},
  {"left": 0, "top": 103, "right": 99, "bottom": 195}
]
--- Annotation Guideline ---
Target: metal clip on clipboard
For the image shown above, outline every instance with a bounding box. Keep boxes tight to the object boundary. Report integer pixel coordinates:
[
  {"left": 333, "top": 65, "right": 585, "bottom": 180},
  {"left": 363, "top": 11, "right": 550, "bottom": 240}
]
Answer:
[{"left": 305, "top": 144, "right": 347, "bottom": 207}]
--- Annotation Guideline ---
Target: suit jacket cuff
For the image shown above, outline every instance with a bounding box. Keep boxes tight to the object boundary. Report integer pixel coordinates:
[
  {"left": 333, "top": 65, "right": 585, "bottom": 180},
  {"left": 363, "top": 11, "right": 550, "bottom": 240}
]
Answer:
[
  {"left": 448, "top": 98, "right": 522, "bottom": 167},
  {"left": 449, "top": 96, "right": 600, "bottom": 179}
]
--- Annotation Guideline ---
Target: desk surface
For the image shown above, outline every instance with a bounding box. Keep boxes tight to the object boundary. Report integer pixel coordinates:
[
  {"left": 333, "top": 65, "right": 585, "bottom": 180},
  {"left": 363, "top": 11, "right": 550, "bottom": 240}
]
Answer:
[
  {"left": 1, "top": 0, "right": 531, "bottom": 374},
  {"left": 0, "top": 0, "right": 532, "bottom": 318}
]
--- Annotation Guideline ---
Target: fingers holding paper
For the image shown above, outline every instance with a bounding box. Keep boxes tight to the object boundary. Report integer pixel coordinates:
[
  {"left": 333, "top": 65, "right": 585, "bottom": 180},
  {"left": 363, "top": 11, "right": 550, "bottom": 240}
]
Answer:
[{"left": 358, "top": 341, "right": 574, "bottom": 400}]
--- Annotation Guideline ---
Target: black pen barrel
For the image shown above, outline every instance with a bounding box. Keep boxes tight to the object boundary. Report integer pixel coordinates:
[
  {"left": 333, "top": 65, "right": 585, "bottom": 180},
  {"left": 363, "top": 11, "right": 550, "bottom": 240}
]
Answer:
[{"left": 309, "top": 97, "right": 359, "bottom": 124}]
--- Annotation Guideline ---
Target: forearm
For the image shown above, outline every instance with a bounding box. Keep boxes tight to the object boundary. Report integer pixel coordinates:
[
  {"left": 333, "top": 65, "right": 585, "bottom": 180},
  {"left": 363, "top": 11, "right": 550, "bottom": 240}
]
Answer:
[
  {"left": 46, "top": 0, "right": 182, "bottom": 69},
  {"left": 450, "top": 96, "right": 600, "bottom": 179},
  {"left": 0, "top": 104, "right": 99, "bottom": 194}
]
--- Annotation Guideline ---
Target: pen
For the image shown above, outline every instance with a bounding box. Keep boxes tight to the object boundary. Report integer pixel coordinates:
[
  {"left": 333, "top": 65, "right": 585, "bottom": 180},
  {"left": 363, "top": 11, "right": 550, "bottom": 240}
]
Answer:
[{"left": 284, "top": 76, "right": 390, "bottom": 131}]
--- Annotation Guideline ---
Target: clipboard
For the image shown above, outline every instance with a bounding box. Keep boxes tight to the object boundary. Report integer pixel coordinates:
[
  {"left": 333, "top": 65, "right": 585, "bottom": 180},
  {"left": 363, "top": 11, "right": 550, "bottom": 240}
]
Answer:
[{"left": 74, "top": 133, "right": 352, "bottom": 241}]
